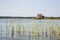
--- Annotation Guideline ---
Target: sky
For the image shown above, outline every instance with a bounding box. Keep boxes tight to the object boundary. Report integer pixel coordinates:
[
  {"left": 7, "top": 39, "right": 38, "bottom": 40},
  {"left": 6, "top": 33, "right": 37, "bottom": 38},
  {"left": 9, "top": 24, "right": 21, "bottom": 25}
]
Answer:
[{"left": 0, "top": 0, "right": 60, "bottom": 17}]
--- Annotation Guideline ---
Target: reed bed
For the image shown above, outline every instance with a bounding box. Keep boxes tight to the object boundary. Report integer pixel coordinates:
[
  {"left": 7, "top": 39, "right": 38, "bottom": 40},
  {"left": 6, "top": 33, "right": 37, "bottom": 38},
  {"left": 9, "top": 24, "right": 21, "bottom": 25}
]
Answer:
[
  {"left": 4, "top": 21, "right": 60, "bottom": 37},
  {"left": 0, "top": 19, "right": 60, "bottom": 40}
]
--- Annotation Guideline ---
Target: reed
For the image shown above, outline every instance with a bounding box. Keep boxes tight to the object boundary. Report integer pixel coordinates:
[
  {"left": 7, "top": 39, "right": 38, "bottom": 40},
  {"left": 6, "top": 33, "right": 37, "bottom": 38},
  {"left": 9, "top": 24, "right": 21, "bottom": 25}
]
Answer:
[
  {"left": 28, "top": 29, "right": 31, "bottom": 40},
  {"left": 6, "top": 23, "right": 8, "bottom": 34},
  {"left": 49, "top": 24, "right": 56, "bottom": 36},
  {"left": 6, "top": 23, "right": 9, "bottom": 39},
  {"left": 0, "top": 25, "right": 2, "bottom": 32},
  {"left": 11, "top": 23, "right": 14, "bottom": 37},
  {"left": 32, "top": 20, "right": 40, "bottom": 35},
  {"left": 16, "top": 23, "right": 21, "bottom": 33},
  {"left": 51, "top": 25, "right": 56, "bottom": 34},
  {"left": 41, "top": 22, "right": 45, "bottom": 36},
  {"left": 0, "top": 25, "right": 2, "bottom": 35},
  {"left": 45, "top": 29, "right": 48, "bottom": 36},
  {"left": 42, "top": 27, "right": 44, "bottom": 36},
  {"left": 58, "top": 26, "right": 60, "bottom": 36}
]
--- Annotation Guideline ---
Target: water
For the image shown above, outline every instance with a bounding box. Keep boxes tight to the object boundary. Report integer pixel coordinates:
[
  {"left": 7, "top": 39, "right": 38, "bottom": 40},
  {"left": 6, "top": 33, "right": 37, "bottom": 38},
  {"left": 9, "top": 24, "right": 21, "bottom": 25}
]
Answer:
[{"left": 0, "top": 18, "right": 60, "bottom": 40}]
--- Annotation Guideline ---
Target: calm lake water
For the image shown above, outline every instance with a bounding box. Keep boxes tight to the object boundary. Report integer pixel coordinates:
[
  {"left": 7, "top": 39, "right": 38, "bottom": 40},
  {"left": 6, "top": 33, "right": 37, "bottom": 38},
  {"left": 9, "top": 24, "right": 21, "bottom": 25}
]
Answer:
[{"left": 0, "top": 18, "right": 60, "bottom": 40}]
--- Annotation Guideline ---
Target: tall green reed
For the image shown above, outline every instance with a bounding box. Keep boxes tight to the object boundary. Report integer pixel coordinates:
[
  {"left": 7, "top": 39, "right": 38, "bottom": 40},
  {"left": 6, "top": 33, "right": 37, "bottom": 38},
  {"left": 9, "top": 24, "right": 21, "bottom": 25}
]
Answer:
[
  {"left": 51, "top": 24, "right": 56, "bottom": 34},
  {"left": 11, "top": 23, "right": 14, "bottom": 37},
  {"left": 0, "top": 25, "right": 2, "bottom": 36},
  {"left": 11, "top": 22, "right": 15, "bottom": 40},
  {"left": 32, "top": 19, "right": 40, "bottom": 35},
  {"left": 6, "top": 23, "right": 8, "bottom": 34},
  {"left": 17, "top": 23, "right": 21, "bottom": 33},
  {"left": 57, "top": 25, "right": 60, "bottom": 37}
]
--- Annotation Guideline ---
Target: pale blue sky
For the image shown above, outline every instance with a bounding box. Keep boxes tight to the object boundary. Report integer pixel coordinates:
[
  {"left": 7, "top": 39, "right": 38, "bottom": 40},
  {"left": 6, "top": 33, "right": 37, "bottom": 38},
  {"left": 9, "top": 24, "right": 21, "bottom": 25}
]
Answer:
[{"left": 0, "top": 0, "right": 60, "bottom": 17}]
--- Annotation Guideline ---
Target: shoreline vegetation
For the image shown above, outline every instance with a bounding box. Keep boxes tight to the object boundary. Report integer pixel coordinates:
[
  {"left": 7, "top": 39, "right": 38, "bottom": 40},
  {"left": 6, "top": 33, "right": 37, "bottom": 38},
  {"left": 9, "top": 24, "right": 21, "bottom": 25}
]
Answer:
[
  {"left": 0, "top": 14, "right": 60, "bottom": 19},
  {"left": 0, "top": 16, "right": 60, "bottom": 20}
]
